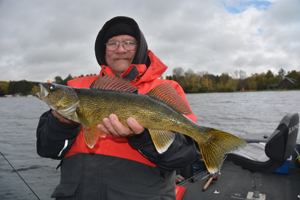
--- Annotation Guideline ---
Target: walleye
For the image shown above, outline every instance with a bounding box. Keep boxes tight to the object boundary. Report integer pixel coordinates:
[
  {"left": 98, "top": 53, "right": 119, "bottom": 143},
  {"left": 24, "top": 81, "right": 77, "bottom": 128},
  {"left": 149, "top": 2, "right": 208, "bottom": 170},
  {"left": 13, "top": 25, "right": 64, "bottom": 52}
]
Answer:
[{"left": 36, "top": 75, "right": 247, "bottom": 173}]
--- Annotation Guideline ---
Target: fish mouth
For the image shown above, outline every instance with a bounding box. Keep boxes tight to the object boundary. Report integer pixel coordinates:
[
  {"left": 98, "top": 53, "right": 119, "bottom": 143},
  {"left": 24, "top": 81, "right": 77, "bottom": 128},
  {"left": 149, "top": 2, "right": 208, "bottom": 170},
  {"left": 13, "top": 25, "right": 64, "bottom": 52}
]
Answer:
[{"left": 36, "top": 83, "right": 48, "bottom": 100}]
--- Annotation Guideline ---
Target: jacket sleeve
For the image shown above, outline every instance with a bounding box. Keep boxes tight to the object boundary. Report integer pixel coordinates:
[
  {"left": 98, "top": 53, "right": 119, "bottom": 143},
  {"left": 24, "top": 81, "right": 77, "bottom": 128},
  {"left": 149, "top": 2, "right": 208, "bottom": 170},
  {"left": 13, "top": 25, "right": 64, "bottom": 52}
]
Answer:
[
  {"left": 128, "top": 130, "right": 200, "bottom": 170},
  {"left": 128, "top": 80, "right": 200, "bottom": 170},
  {"left": 36, "top": 110, "right": 82, "bottom": 159}
]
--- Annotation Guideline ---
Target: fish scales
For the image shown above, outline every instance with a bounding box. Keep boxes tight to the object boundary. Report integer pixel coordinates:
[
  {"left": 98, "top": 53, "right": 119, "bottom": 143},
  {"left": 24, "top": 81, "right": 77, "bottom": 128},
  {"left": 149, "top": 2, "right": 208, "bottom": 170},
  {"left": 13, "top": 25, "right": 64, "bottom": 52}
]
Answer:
[{"left": 76, "top": 89, "right": 196, "bottom": 134}]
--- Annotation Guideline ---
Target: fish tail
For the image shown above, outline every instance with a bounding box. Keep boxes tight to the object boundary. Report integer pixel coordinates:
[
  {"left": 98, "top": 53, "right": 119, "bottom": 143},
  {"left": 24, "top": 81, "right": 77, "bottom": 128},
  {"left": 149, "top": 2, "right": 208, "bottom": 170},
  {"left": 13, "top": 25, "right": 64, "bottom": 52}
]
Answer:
[{"left": 197, "top": 128, "right": 247, "bottom": 174}]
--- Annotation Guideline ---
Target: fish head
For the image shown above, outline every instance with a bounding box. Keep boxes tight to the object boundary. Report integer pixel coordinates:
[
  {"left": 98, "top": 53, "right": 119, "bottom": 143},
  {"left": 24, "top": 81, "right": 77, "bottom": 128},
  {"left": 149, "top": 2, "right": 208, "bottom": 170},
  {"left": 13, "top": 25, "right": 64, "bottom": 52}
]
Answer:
[{"left": 36, "top": 83, "right": 79, "bottom": 118}]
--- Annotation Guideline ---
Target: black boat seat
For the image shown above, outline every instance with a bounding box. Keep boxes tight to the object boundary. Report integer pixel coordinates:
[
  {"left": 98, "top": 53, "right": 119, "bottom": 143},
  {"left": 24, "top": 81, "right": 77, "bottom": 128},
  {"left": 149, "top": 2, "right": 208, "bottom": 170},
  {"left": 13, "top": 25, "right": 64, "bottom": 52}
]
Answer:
[
  {"left": 228, "top": 113, "right": 299, "bottom": 173},
  {"left": 228, "top": 113, "right": 299, "bottom": 199}
]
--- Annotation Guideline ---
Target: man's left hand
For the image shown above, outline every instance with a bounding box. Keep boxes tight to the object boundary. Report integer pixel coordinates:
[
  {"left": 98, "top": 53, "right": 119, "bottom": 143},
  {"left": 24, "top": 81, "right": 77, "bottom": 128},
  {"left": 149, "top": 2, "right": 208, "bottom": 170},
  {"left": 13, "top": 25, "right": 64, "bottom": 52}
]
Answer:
[{"left": 97, "top": 114, "right": 145, "bottom": 137}]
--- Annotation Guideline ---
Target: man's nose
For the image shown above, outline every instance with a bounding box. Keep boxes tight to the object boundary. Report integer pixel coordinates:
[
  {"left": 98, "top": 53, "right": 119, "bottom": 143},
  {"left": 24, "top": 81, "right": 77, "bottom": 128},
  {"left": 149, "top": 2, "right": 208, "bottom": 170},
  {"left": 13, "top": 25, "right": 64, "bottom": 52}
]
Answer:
[{"left": 115, "top": 43, "right": 127, "bottom": 53}]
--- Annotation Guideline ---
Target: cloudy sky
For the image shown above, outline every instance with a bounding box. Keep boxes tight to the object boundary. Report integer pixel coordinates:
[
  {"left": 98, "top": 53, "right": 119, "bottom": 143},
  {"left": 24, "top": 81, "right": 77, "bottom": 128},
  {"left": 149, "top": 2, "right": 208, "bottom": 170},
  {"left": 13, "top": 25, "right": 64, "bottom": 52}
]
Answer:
[{"left": 0, "top": 0, "right": 299, "bottom": 82}]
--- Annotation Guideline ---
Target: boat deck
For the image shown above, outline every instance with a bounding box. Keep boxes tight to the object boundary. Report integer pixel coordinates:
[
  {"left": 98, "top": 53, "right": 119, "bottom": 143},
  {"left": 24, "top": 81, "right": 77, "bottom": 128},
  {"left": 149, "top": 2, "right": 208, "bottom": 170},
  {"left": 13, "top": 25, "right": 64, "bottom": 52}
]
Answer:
[
  {"left": 179, "top": 161, "right": 300, "bottom": 200},
  {"left": 1, "top": 151, "right": 300, "bottom": 200}
]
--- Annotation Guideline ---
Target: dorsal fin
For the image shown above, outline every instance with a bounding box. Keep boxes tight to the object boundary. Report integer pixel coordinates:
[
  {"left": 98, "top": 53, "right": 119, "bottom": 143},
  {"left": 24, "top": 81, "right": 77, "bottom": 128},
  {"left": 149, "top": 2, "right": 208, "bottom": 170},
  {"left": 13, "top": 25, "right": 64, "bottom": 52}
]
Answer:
[
  {"left": 90, "top": 75, "right": 139, "bottom": 92},
  {"left": 147, "top": 83, "right": 192, "bottom": 115}
]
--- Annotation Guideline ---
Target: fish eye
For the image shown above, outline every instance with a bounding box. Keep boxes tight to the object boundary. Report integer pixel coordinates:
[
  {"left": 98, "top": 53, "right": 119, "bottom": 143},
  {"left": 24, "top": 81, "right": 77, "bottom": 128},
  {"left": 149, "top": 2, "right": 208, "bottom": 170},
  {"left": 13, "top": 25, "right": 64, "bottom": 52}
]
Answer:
[{"left": 49, "top": 85, "right": 55, "bottom": 91}]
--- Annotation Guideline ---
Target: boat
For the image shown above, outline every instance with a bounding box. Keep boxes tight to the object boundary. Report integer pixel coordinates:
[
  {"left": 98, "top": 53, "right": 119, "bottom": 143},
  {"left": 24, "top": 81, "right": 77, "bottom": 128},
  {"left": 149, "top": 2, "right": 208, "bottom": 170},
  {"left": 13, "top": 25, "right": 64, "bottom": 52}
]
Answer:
[
  {"left": 0, "top": 113, "right": 299, "bottom": 200},
  {"left": 175, "top": 113, "right": 300, "bottom": 200}
]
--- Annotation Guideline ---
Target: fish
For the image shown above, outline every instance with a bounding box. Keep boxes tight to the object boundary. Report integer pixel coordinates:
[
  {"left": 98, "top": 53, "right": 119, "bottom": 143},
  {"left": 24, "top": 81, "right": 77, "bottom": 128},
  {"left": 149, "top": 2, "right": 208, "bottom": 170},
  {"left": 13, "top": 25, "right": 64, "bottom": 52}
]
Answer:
[{"left": 36, "top": 75, "right": 247, "bottom": 173}]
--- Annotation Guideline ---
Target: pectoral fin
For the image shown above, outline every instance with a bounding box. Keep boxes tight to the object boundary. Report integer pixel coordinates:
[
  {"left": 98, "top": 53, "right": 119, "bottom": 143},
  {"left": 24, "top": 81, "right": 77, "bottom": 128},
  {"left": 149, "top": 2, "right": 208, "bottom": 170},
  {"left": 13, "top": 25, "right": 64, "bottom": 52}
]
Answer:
[
  {"left": 148, "top": 129, "right": 176, "bottom": 154},
  {"left": 83, "top": 125, "right": 103, "bottom": 148},
  {"left": 99, "top": 130, "right": 107, "bottom": 138},
  {"left": 76, "top": 110, "right": 91, "bottom": 129}
]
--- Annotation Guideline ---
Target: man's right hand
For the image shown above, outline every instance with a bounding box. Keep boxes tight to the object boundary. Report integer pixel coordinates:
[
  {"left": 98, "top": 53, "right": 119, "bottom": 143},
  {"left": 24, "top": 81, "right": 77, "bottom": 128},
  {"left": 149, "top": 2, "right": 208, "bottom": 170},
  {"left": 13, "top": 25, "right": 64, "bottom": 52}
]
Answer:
[
  {"left": 51, "top": 109, "right": 80, "bottom": 126},
  {"left": 97, "top": 114, "right": 144, "bottom": 137}
]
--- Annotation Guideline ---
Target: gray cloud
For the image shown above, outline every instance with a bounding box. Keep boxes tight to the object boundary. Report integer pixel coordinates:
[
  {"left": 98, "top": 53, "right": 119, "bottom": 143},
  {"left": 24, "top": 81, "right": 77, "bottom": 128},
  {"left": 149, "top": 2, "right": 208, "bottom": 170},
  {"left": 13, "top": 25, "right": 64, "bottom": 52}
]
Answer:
[{"left": 0, "top": 0, "right": 299, "bottom": 82}]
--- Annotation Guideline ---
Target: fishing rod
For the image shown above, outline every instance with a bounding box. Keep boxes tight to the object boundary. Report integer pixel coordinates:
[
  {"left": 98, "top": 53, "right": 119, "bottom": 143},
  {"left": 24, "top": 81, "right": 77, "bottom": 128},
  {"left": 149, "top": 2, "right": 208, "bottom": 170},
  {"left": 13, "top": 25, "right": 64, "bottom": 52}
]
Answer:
[{"left": 0, "top": 152, "right": 41, "bottom": 200}]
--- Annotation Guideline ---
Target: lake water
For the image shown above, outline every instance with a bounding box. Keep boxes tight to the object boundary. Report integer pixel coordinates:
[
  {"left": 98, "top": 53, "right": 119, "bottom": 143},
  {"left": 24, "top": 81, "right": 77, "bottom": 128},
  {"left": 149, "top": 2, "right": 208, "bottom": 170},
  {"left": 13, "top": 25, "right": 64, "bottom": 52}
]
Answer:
[
  {"left": 0, "top": 91, "right": 299, "bottom": 199},
  {"left": 186, "top": 91, "right": 300, "bottom": 142}
]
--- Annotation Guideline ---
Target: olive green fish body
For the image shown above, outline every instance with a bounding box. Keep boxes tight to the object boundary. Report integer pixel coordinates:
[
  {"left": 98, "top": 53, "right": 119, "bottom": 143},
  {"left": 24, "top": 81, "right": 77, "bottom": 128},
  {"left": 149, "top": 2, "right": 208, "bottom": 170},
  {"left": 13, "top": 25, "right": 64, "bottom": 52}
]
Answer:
[
  {"left": 76, "top": 89, "right": 207, "bottom": 142},
  {"left": 36, "top": 76, "right": 247, "bottom": 173}
]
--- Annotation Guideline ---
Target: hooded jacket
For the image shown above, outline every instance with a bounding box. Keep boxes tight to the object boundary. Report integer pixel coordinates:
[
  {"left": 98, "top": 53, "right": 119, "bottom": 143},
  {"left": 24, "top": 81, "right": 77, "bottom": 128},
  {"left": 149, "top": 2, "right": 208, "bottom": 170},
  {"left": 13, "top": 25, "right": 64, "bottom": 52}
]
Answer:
[
  {"left": 36, "top": 16, "right": 200, "bottom": 200},
  {"left": 95, "top": 16, "right": 149, "bottom": 67}
]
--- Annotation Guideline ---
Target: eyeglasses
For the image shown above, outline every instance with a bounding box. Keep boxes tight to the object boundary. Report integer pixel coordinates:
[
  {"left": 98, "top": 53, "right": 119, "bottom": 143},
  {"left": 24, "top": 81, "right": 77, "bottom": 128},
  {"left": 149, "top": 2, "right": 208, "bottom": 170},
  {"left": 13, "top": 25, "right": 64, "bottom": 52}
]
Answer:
[{"left": 105, "top": 41, "right": 138, "bottom": 51}]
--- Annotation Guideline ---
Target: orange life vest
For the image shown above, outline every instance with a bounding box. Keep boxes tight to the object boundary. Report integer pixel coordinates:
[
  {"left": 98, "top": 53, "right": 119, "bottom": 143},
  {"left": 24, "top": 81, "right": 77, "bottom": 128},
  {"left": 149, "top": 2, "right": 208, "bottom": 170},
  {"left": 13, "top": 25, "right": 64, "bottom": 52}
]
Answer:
[{"left": 64, "top": 50, "right": 196, "bottom": 167}]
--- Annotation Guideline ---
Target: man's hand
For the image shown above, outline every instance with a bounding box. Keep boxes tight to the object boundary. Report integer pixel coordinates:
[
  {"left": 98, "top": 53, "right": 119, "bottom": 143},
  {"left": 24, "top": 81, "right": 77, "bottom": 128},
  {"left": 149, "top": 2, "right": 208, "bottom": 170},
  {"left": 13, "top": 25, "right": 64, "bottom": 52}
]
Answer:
[
  {"left": 97, "top": 114, "right": 145, "bottom": 137},
  {"left": 51, "top": 109, "right": 80, "bottom": 126}
]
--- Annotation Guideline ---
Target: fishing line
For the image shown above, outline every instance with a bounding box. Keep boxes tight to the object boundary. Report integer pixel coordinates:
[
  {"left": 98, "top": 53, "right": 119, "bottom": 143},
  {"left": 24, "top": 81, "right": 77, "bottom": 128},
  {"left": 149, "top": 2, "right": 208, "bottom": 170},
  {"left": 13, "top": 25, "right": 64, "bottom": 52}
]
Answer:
[{"left": 0, "top": 152, "right": 41, "bottom": 200}]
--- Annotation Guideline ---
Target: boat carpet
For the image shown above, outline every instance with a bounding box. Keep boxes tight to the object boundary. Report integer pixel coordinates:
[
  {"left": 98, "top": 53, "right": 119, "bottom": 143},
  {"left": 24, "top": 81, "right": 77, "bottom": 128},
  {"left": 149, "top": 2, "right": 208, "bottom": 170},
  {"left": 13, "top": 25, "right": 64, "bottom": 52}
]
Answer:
[{"left": 180, "top": 161, "right": 300, "bottom": 200}]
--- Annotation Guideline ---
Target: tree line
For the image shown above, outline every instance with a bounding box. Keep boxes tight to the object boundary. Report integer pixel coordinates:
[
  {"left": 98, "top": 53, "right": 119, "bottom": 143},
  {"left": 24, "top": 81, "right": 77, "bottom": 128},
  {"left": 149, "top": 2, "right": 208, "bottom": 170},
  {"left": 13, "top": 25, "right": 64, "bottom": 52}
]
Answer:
[
  {"left": 0, "top": 69, "right": 299, "bottom": 96},
  {"left": 0, "top": 74, "right": 97, "bottom": 96},
  {"left": 0, "top": 80, "right": 40, "bottom": 96},
  {"left": 165, "top": 68, "right": 300, "bottom": 93}
]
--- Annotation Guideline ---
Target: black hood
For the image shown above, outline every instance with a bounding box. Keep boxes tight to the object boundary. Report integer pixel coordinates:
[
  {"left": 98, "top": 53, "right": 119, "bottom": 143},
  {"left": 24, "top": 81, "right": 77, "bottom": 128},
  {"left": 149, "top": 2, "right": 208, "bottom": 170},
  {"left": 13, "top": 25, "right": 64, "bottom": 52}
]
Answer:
[{"left": 95, "top": 16, "right": 149, "bottom": 67}]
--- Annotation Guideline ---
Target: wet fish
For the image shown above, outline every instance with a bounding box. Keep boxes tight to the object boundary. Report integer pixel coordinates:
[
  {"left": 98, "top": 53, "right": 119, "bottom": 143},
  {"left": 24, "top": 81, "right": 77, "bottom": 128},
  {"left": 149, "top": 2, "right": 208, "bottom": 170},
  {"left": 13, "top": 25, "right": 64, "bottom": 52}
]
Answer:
[{"left": 36, "top": 75, "right": 247, "bottom": 173}]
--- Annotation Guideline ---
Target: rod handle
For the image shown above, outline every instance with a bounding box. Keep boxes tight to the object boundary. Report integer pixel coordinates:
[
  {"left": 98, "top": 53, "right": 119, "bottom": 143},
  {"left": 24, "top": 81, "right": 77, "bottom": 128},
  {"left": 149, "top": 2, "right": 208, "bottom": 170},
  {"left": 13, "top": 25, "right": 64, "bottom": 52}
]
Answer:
[{"left": 202, "top": 177, "right": 213, "bottom": 191}]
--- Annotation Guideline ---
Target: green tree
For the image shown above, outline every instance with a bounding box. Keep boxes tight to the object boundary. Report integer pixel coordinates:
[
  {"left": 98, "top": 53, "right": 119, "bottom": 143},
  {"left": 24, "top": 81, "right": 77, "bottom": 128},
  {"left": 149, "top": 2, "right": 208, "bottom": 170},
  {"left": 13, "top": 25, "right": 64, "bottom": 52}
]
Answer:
[
  {"left": 286, "top": 70, "right": 299, "bottom": 79},
  {"left": 54, "top": 74, "right": 74, "bottom": 85},
  {"left": 0, "top": 81, "right": 9, "bottom": 96},
  {"left": 54, "top": 76, "right": 63, "bottom": 84},
  {"left": 62, "top": 74, "right": 73, "bottom": 85},
  {"left": 187, "top": 73, "right": 201, "bottom": 93},
  {"left": 220, "top": 73, "right": 230, "bottom": 85},
  {"left": 264, "top": 70, "right": 276, "bottom": 88},
  {"left": 224, "top": 78, "right": 237, "bottom": 92},
  {"left": 278, "top": 68, "right": 286, "bottom": 79},
  {"left": 165, "top": 75, "right": 173, "bottom": 80},
  {"left": 246, "top": 74, "right": 258, "bottom": 90},
  {"left": 7, "top": 80, "right": 39, "bottom": 95},
  {"left": 172, "top": 67, "right": 184, "bottom": 82},
  {"left": 216, "top": 82, "right": 225, "bottom": 92},
  {"left": 256, "top": 74, "right": 268, "bottom": 90},
  {"left": 265, "top": 70, "right": 274, "bottom": 79},
  {"left": 199, "top": 72, "right": 209, "bottom": 90}
]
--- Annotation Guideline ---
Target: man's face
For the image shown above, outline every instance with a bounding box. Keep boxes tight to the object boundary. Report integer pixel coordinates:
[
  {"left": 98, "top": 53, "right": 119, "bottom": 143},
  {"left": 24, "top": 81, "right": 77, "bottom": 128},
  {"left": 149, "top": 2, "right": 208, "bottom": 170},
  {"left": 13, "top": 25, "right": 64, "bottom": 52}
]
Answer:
[{"left": 105, "top": 35, "right": 137, "bottom": 77}]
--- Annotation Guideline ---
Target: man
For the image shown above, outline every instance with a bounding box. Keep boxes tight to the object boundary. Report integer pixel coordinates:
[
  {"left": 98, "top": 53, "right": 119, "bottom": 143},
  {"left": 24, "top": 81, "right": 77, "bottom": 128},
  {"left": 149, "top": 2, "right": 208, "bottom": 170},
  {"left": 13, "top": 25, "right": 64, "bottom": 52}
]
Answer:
[{"left": 37, "top": 16, "right": 200, "bottom": 199}]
